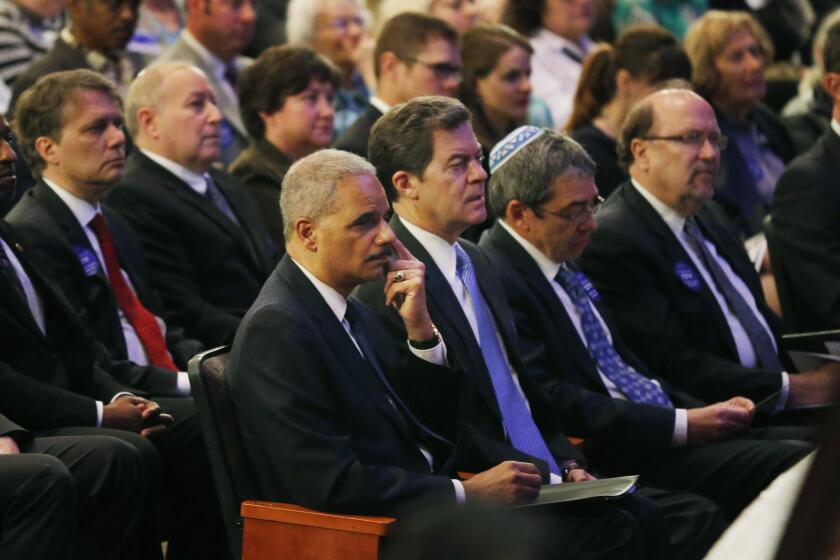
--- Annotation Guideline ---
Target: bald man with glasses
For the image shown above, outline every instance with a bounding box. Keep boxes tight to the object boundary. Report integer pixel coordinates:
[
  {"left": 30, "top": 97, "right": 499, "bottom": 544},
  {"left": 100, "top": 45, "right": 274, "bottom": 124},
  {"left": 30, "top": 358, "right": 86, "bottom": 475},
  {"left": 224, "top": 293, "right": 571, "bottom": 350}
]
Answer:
[{"left": 578, "top": 89, "right": 840, "bottom": 417}]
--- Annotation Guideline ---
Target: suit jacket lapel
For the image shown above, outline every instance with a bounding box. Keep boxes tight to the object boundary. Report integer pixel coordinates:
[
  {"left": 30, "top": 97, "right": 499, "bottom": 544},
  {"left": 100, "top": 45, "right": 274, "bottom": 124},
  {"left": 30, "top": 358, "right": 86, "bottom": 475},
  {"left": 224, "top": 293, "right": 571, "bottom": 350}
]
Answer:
[
  {"left": 622, "top": 184, "right": 741, "bottom": 358},
  {"left": 391, "top": 216, "right": 502, "bottom": 422},
  {"left": 279, "top": 258, "right": 418, "bottom": 444},
  {"left": 138, "top": 152, "right": 262, "bottom": 271},
  {"left": 210, "top": 169, "right": 269, "bottom": 274},
  {"left": 0, "top": 223, "right": 58, "bottom": 338},
  {"left": 488, "top": 224, "right": 598, "bottom": 380}
]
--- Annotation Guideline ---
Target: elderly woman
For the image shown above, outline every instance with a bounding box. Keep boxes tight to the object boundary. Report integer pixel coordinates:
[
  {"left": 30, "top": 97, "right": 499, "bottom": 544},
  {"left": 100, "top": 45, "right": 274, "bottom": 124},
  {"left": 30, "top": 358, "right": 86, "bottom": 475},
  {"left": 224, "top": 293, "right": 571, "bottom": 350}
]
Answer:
[
  {"left": 684, "top": 11, "right": 796, "bottom": 238},
  {"left": 286, "top": 0, "right": 372, "bottom": 138},
  {"left": 376, "top": 0, "right": 479, "bottom": 34},
  {"left": 567, "top": 24, "right": 692, "bottom": 197},
  {"left": 502, "top": 0, "right": 595, "bottom": 130},
  {"left": 231, "top": 45, "right": 341, "bottom": 249}
]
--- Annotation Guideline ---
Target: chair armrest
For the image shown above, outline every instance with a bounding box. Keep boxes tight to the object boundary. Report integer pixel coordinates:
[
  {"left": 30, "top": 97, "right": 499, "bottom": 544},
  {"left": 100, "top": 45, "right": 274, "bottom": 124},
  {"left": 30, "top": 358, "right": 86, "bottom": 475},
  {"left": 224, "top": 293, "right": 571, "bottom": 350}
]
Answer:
[{"left": 240, "top": 501, "right": 394, "bottom": 536}]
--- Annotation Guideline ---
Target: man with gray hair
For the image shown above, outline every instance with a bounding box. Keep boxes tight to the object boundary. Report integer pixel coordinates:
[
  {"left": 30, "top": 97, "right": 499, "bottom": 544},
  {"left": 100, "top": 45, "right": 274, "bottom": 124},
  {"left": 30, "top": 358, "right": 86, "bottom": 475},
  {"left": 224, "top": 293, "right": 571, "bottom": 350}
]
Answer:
[
  {"left": 479, "top": 125, "right": 812, "bottom": 519},
  {"left": 108, "top": 62, "right": 275, "bottom": 348},
  {"left": 228, "top": 147, "right": 549, "bottom": 516},
  {"left": 358, "top": 95, "right": 728, "bottom": 558}
]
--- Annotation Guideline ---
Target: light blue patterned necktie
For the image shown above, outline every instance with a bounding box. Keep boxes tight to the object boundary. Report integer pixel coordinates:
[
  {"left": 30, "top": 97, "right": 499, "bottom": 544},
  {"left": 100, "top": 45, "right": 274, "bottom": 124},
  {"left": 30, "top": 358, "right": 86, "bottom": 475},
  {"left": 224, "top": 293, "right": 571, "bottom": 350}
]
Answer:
[
  {"left": 204, "top": 176, "right": 241, "bottom": 227},
  {"left": 683, "top": 219, "right": 782, "bottom": 370},
  {"left": 554, "top": 265, "right": 673, "bottom": 407},
  {"left": 454, "top": 244, "right": 560, "bottom": 474}
]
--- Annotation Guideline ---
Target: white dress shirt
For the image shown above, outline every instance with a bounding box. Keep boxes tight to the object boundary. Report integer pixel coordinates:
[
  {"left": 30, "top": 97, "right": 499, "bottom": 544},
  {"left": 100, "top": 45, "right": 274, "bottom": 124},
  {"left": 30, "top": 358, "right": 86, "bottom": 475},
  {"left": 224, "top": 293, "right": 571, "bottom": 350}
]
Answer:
[
  {"left": 529, "top": 28, "right": 593, "bottom": 130},
  {"left": 140, "top": 149, "right": 210, "bottom": 195},
  {"left": 498, "top": 220, "right": 688, "bottom": 446},
  {"left": 632, "top": 179, "right": 789, "bottom": 410},
  {"left": 290, "top": 258, "right": 464, "bottom": 502},
  {"left": 400, "top": 218, "right": 564, "bottom": 484},
  {"left": 43, "top": 179, "right": 190, "bottom": 396},
  {"left": 368, "top": 96, "right": 391, "bottom": 115},
  {"left": 0, "top": 236, "right": 45, "bottom": 333}
]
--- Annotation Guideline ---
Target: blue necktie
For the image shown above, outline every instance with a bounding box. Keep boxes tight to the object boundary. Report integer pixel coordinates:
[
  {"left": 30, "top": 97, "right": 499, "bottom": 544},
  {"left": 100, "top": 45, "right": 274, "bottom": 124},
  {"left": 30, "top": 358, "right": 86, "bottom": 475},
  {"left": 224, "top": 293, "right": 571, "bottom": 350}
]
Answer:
[
  {"left": 554, "top": 266, "right": 673, "bottom": 407},
  {"left": 204, "top": 176, "right": 241, "bottom": 227},
  {"left": 683, "top": 219, "right": 782, "bottom": 370},
  {"left": 454, "top": 245, "right": 560, "bottom": 474}
]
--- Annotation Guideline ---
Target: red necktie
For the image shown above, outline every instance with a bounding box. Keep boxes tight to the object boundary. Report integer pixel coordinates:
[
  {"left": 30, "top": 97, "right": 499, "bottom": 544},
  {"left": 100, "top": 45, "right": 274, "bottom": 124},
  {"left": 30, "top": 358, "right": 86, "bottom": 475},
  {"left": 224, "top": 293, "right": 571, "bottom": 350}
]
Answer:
[{"left": 89, "top": 213, "right": 178, "bottom": 371}]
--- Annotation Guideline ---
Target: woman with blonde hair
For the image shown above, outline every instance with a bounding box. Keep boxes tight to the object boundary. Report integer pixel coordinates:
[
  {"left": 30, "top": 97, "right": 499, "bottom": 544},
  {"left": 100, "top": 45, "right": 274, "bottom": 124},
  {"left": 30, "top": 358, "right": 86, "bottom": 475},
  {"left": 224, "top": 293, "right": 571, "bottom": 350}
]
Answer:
[{"left": 684, "top": 11, "right": 796, "bottom": 237}]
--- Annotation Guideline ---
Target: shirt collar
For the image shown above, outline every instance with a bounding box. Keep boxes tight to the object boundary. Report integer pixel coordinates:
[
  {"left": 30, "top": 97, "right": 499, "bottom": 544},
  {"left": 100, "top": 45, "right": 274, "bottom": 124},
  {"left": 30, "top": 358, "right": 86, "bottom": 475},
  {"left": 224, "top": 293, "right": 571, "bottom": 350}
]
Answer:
[
  {"left": 140, "top": 148, "right": 209, "bottom": 195},
  {"left": 290, "top": 257, "right": 348, "bottom": 323},
  {"left": 831, "top": 118, "right": 840, "bottom": 139},
  {"left": 497, "top": 219, "right": 561, "bottom": 282},
  {"left": 181, "top": 29, "right": 230, "bottom": 77},
  {"left": 42, "top": 177, "right": 100, "bottom": 228},
  {"left": 368, "top": 96, "right": 391, "bottom": 115},
  {"left": 532, "top": 28, "right": 592, "bottom": 59},
  {"left": 631, "top": 178, "right": 686, "bottom": 236},
  {"left": 399, "top": 216, "right": 459, "bottom": 284}
]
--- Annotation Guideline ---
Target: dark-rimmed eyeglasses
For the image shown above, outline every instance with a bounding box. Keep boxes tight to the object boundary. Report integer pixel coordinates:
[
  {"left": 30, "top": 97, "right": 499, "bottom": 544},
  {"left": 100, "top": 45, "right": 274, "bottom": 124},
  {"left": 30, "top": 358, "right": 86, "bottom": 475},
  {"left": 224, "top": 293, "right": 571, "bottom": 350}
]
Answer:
[
  {"left": 539, "top": 195, "right": 605, "bottom": 225},
  {"left": 642, "top": 131, "right": 728, "bottom": 150},
  {"left": 400, "top": 56, "right": 462, "bottom": 81}
]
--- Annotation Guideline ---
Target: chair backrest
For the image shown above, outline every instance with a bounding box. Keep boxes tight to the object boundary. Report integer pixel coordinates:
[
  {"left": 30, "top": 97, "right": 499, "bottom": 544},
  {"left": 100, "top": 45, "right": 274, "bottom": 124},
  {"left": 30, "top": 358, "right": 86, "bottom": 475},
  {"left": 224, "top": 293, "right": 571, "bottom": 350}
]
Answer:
[
  {"left": 188, "top": 346, "right": 258, "bottom": 560},
  {"left": 763, "top": 215, "right": 800, "bottom": 332}
]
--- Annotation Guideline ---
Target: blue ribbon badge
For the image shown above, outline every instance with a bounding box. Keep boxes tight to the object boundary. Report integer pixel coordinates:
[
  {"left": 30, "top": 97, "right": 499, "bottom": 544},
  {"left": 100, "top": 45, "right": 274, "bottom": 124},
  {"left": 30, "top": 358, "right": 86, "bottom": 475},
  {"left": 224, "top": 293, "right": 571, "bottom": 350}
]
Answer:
[
  {"left": 674, "top": 261, "right": 702, "bottom": 291},
  {"left": 73, "top": 245, "right": 101, "bottom": 277},
  {"left": 574, "top": 271, "right": 602, "bottom": 302}
]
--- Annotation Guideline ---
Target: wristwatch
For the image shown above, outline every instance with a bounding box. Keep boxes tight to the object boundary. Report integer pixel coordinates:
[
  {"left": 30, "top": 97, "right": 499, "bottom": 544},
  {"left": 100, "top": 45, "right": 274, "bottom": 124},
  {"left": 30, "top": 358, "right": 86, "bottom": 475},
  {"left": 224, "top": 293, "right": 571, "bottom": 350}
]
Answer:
[
  {"left": 560, "top": 461, "right": 584, "bottom": 482},
  {"left": 408, "top": 325, "right": 441, "bottom": 350}
]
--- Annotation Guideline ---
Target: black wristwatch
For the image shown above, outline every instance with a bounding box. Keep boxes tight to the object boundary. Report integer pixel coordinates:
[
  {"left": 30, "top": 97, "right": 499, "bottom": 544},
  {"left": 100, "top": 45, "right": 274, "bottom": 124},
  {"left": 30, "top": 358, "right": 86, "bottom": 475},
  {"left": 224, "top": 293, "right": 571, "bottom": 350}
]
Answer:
[
  {"left": 560, "top": 461, "right": 584, "bottom": 482},
  {"left": 408, "top": 325, "right": 441, "bottom": 350}
]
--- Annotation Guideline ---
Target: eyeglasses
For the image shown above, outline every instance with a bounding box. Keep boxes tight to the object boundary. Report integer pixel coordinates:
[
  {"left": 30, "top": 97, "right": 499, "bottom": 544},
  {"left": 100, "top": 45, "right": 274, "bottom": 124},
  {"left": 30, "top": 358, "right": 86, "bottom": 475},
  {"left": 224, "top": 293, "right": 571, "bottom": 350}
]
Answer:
[
  {"left": 400, "top": 56, "right": 462, "bottom": 81},
  {"left": 540, "top": 195, "right": 605, "bottom": 225},
  {"left": 326, "top": 15, "right": 366, "bottom": 32},
  {"left": 642, "top": 131, "right": 728, "bottom": 150}
]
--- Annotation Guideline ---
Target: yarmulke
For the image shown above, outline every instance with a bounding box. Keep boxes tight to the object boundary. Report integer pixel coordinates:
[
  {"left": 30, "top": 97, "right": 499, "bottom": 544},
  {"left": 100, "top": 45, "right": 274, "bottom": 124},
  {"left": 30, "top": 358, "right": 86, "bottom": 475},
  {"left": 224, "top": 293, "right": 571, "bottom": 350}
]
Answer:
[{"left": 489, "top": 126, "right": 545, "bottom": 174}]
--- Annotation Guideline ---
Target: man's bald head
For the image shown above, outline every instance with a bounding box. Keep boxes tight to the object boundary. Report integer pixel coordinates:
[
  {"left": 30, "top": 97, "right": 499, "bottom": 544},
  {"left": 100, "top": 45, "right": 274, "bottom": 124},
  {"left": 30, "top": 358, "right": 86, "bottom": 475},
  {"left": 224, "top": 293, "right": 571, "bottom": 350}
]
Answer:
[{"left": 620, "top": 89, "right": 723, "bottom": 217}]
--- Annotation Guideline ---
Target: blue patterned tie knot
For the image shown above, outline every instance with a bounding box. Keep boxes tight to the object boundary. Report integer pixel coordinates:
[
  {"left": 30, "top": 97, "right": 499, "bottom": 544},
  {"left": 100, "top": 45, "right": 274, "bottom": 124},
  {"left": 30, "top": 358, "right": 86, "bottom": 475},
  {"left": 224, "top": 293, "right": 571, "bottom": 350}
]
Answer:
[
  {"left": 554, "top": 266, "right": 673, "bottom": 408},
  {"left": 454, "top": 244, "right": 561, "bottom": 474}
]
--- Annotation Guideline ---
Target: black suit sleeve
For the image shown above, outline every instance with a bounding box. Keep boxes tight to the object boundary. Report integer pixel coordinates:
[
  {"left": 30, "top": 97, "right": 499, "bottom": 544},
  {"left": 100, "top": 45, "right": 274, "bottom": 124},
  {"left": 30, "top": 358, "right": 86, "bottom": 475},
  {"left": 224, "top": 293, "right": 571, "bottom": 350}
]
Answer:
[
  {"left": 232, "top": 304, "right": 455, "bottom": 516},
  {"left": 772, "top": 159, "right": 840, "bottom": 330},
  {"left": 579, "top": 225, "right": 782, "bottom": 403}
]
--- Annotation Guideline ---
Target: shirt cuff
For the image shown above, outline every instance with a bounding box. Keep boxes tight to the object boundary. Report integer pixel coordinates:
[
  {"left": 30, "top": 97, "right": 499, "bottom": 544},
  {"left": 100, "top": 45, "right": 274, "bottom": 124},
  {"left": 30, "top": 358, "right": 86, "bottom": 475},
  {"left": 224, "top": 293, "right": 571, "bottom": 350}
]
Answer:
[
  {"left": 775, "top": 372, "right": 790, "bottom": 413},
  {"left": 549, "top": 472, "right": 564, "bottom": 484},
  {"left": 452, "top": 479, "right": 465, "bottom": 503},
  {"left": 96, "top": 400, "right": 104, "bottom": 427},
  {"left": 407, "top": 338, "right": 447, "bottom": 366},
  {"left": 671, "top": 408, "right": 688, "bottom": 447},
  {"left": 177, "top": 371, "right": 192, "bottom": 396}
]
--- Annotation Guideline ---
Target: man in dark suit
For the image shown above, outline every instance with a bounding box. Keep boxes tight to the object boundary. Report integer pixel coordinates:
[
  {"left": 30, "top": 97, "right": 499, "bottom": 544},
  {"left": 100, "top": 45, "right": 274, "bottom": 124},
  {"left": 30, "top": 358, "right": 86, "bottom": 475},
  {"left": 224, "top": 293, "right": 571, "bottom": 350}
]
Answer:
[
  {"left": 9, "top": 0, "right": 144, "bottom": 111},
  {"left": 229, "top": 147, "right": 666, "bottom": 557},
  {"left": 359, "top": 96, "right": 726, "bottom": 558},
  {"left": 479, "top": 125, "right": 811, "bottom": 517},
  {"left": 7, "top": 70, "right": 203, "bottom": 395},
  {"left": 0, "top": 91, "right": 225, "bottom": 557},
  {"left": 332, "top": 12, "right": 461, "bottom": 157},
  {"left": 577, "top": 89, "right": 839, "bottom": 411},
  {"left": 108, "top": 62, "right": 276, "bottom": 348},
  {"left": 0, "top": 412, "right": 151, "bottom": 559},
  {"left": 154, "top": 0, "right": 255, "bottom": 165},
  {"left": 771, "top": 21, "right": 840, "bottom": 332}
]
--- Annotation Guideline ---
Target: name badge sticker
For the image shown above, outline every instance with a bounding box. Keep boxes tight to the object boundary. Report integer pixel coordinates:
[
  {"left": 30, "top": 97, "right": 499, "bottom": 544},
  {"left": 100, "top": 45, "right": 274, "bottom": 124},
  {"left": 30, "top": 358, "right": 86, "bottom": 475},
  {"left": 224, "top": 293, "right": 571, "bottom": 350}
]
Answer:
[
  {"left": 674, "top": 261, "right": 702, "bottom": 291},
  {"left": 574, "top": 271, "right": 602, "bottom": 302},
  {"left": 73, "top": 245, "right": 101, "bottom": 277}
]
